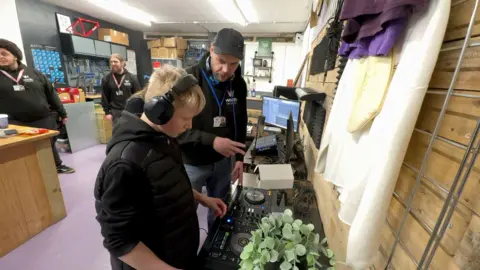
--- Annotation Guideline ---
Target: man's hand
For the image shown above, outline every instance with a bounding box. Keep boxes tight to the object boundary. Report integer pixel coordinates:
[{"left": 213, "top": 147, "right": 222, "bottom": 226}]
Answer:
[
  {"left": 213, "top": 137, "right": 246, "bottom": 157},
  {"left": 105, "top": 114, "right": 113, "bottom": 121},
  {"left": 231, "top": 161, "right": 243, "bottom": 185},
  {"left": 61, "top": 117, "right": 68, "bottom": 124},
  {"left": 198, "top": 195, "right": 227, "bottom": 218}
]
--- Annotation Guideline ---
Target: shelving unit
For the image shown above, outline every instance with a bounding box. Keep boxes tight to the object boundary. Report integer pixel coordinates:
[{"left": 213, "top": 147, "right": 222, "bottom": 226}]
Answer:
[{"left": 249, "top": 51, "right": 274, "bottom": 83}]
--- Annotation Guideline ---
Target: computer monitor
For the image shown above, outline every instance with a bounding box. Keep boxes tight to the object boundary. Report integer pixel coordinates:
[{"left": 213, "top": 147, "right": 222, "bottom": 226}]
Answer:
[{"left": 262, "top": 96, "right": 300, "bottom": 132}]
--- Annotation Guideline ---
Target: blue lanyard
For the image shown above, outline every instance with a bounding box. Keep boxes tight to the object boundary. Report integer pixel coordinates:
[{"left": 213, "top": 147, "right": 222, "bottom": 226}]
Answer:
[
  {"left": 201, "top": 69, "right": 227, "bottom": 115},
  {"left": 201, "top": 69, "right": 237, "bottom": 140}
]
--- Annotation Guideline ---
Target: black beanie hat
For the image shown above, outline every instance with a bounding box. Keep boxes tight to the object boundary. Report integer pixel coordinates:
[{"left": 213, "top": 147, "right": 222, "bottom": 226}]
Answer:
[{"left": 0, "top": 39, "right": 23, "bottom": 63}]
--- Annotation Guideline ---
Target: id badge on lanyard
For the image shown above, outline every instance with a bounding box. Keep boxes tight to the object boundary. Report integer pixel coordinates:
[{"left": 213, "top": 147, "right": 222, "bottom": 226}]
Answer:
[
  {"left": 113, "top": 74, "right": 125, "bottom": 96},
  {"left": 1, "top": 69, "right": 25, "bottom": 91}
]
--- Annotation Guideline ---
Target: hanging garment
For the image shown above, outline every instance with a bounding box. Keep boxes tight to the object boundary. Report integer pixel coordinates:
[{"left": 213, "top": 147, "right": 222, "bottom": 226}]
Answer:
[
  {"left": 340, "top": 0, "right": 428, "bottom": 43},
  {"left": 347, "top": 55, "right": 394, "bottom": 133},
  {"left": 315, "top": 0, "right": 450, "bottom": 267},
  {"left": 339, "top": 18, "right": 406, "bottom": 58}
]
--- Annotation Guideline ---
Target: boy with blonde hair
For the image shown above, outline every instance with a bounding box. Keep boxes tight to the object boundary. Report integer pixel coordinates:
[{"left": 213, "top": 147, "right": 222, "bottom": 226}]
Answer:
[{"left": 94, "top": 66, "right": 227, "bottom": 270}]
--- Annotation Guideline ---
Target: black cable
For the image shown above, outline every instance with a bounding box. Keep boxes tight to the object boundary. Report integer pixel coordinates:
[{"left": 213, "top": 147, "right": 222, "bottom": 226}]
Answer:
[{"left": 200, "top": 228, "right": 208, "bottom": 235}]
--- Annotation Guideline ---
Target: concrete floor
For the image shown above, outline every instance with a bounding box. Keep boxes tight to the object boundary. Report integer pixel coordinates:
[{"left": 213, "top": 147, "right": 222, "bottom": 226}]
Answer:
[{"left": 0, "top": 144, "right": 209, "bottom": 270}]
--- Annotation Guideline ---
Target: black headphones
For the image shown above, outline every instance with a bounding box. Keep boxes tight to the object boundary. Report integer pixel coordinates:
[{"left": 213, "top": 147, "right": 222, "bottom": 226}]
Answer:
[{"left": 144, "top": 74, "right": 198, "bottom": 125}]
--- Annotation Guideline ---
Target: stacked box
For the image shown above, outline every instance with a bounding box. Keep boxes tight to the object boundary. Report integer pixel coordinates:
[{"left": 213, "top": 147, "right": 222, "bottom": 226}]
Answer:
[
  {"left": 95, "top": 108, "right": 112, "bottom": 144},
  {"left": 149, "top": 37, "right": 187, "bottom": 59},
  {"left": 98, "top": 28, "right": 129, "bottom": 46}
]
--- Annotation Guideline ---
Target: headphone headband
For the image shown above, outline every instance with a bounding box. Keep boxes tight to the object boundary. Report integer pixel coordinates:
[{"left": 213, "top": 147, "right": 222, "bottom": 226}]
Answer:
[
  {"left": 171, "top": 74, "right": 198, "bottom": 95},
  {"left": 144, "top": 73, "right": 199, "bottom": 126}
]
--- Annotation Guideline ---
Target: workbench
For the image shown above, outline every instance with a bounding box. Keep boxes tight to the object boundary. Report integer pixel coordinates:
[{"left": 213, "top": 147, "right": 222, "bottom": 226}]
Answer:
[{"left": 0, "top": 125, "right": 67, "bottom": 257}]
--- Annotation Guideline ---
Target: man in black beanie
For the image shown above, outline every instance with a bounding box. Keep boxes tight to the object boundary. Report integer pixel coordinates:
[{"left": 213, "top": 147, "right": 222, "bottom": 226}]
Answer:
[{"left": 0, "top": 38, "right": 75, "bottom": 174}]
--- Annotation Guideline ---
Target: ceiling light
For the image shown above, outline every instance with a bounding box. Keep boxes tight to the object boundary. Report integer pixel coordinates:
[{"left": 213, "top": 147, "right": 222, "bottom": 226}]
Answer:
[
  {"left": 87, "top": 0, "right": 156, "bottom": 27},
  {"left": 236, "top": 0, "right": 259, "bottom": 23},
  {"left": 208, "top": 0, "right": 247, "bottom": 26}
]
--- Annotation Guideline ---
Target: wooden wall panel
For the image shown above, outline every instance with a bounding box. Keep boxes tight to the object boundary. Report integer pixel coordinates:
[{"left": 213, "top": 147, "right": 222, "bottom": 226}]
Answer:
[
  {"left": 301, "top": 2, "right": 480, "bottom": 269},
  {"left": 453, "top": 215, "right": 480, "bottom": 269},
  {"left": 301, "top": 122, "right": 350, "bottom": 264},
  {"left": 394, "top": 166, "right": 472, "bottom": 256},
  {"left": 378, "top": 222, "right": 417, "bottom": 270},
  {"left": 430, "top": 37, "right": 480, "bottom": 90},
  {"left": 416, "top": 90, "right": 480, "bottom": 145},
  {"left": 404, "top": 132, "right": 480, "bottom": 215},
  {"left": 306, "top": 81, "right": 337, "bottom": 98},
  {"left": 444, "top": 0, "right": 480, "bottom": 42},
  {"left": 308, "top": 68, "right": 339, "bottom": 84},
  {"left": 387, "top": 197, "right": 459, "bottom": 270}
]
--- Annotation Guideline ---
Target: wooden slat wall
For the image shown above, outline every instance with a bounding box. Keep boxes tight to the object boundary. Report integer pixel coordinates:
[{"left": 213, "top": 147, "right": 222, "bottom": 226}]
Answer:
[{"left": 300, "top": 1, "right": 480, "bottom": 269}]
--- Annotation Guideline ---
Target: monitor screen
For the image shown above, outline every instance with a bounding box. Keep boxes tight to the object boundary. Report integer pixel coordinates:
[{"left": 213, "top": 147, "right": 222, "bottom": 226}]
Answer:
[
  {"left": 262, "top": 96, "right": 300, "bottom": 132},
  {"left": 111, "top": 44, "right": 127, "bottom": 60},
  {"left": 94, "top": 40, "right": 112, "bottom": 57},
  {"left": 71, "top": 36, "right": 95, "bottom": 56}
]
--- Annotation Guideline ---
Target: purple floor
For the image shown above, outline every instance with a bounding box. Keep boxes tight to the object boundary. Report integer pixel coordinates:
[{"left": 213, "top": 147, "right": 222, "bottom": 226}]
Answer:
[{"left": 0, "top": 144, "right": 209, "bottom": 270}]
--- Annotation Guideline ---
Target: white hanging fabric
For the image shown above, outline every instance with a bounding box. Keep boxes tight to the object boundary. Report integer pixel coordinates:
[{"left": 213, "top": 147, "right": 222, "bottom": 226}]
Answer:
[{"left": 314, "top": 0, "right": 451, "bottom": 268}]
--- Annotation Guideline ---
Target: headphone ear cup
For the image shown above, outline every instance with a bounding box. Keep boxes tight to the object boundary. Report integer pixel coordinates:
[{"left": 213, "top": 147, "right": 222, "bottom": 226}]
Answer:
[
  {"left": 144, "top": 95, "right": 175, "bottom": 125},
  {"left": 157, "top": 102, "right": 174, "bottom": 125}
]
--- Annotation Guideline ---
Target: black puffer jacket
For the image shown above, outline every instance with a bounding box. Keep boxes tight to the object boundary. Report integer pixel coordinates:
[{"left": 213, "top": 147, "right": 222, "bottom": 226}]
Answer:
[{"left": 94, "top": 111, "right": 199, "bottom": 270}]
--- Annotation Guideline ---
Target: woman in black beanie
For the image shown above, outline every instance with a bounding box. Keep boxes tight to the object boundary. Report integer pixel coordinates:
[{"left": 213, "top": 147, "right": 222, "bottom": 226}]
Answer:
[{"left": 0, "top": 38, "right": 75, "bottom": 174}]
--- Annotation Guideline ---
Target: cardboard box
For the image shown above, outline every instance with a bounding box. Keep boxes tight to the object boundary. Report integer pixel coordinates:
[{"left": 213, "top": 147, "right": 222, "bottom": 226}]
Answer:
[
  {"left": 176, "top": 37, "right": 188, "bottom": 50},
  {"left": 151, "top": 47, "right": 169, "bottom": 58},
  {"left": 58, "top": 93, "right": 71, "bottom": 102},
  {"left": 167, "top": 48, "right": 178, "bottom": 58},
  {"left": 98, "top": 28, "right": 129, "bottom": 46},
  {"left": 95, "top": 109, "right": 112, "bottom": 144},
  {"left": 147, "top": 39, "right": 163, "bottom": 49},
  {"left": 176, "top": 49, "right": 186, "bottom": 58},
  {"left": 163, "top": 37, "right": 176, "bottom": 48}
]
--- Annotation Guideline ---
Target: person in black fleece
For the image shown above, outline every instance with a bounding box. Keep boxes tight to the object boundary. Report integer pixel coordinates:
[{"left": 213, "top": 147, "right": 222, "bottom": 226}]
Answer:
[
  {"left": 94, "top": 66, "right": 227, "bottom": 270},
  {"left": 101, "top": 53, "right": 141, "bottom": 124},
  {"left": 0, "top": 38, "right": 74, "bottom": 174},
  {"left": 178, "top": 28, "right": 248, "bottom": 228}
]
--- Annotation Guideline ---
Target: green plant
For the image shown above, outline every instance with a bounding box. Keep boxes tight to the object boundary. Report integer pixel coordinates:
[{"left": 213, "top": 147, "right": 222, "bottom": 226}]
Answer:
[{"left": 239, "top": 209, "right": 335, "bottom": 270}]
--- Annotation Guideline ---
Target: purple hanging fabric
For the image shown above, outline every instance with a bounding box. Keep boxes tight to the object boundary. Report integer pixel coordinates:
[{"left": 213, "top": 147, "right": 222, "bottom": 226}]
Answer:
[
  {"left": 340, "top": 0, "right": 428, "bottom": 20},
  {"left": 339, "top": 18, "right": 406, "bottom": 58},
  {"left": 340, "top": 0, "right": 428, "bottom": 43}
]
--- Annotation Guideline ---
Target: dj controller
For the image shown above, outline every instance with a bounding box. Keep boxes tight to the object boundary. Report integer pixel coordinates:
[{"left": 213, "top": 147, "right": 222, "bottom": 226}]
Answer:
[{"left": 199, "top": 186, "right": 286, "bottom": 270}]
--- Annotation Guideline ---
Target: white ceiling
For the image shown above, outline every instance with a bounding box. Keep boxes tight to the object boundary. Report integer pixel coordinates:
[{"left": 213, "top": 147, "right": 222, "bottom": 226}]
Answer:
[{"left": 42, "top": 0, "right": 311, "bottom": 35}]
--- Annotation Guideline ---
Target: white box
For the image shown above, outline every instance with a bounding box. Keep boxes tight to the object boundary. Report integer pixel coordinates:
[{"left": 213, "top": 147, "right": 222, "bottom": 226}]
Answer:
[{"left": 258, "top": 164, "right": 294, "bottom": 190}]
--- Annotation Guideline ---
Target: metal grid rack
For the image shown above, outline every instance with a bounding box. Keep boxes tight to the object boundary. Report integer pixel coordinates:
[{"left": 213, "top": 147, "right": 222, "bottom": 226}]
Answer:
[{"left": 385, "top": 0, "right": 480, "bottom": 268}]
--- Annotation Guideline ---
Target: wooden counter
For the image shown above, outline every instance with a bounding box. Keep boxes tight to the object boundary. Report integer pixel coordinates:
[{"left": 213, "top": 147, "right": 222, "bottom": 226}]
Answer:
[
  {"left": 0, "top": 125, "right": 67, "bottom": 257},
  {"left": 85, "top": 94, "right": 102, "bottom": 99}
]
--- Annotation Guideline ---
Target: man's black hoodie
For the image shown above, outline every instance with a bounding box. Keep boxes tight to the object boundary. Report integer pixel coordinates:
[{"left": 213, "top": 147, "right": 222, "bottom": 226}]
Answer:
[
  {"left": 0, "top": 64, "right": 67, "bottom": 122},
  {"left": 178, "top": 53, "right": 248, "bottom": 165},
  {"left": 94, "top": 112, "right": 199, "bottom": 270}
]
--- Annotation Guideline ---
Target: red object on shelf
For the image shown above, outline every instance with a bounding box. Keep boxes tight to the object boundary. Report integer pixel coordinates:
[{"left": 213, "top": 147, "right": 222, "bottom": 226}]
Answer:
[
  {"left": 57, "top": 87, "right": 70, "bottom": 93},
  {"left": 66, "top": 18, "right": 100, "bottom": 37},
  {"left": 19, "top": 128, "right": 49, "bottom": 135},
  {"left": 152, "top": 62, "right": 161, "bottom": 68},
  {"left": 287, "top": 79, "right": 294, "bottom": 87}
]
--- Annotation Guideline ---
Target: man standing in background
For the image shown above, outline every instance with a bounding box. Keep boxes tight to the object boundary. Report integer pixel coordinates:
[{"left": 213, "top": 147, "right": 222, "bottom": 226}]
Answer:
[
  {"left": 0, "top": 39, "right": 74, "bottom": 174},
  {"left": 101, "top": 53, "right": 141, "bottom": 124},
  {"left": 179, "top": 28, "right": 248, "bottom": 228}
]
